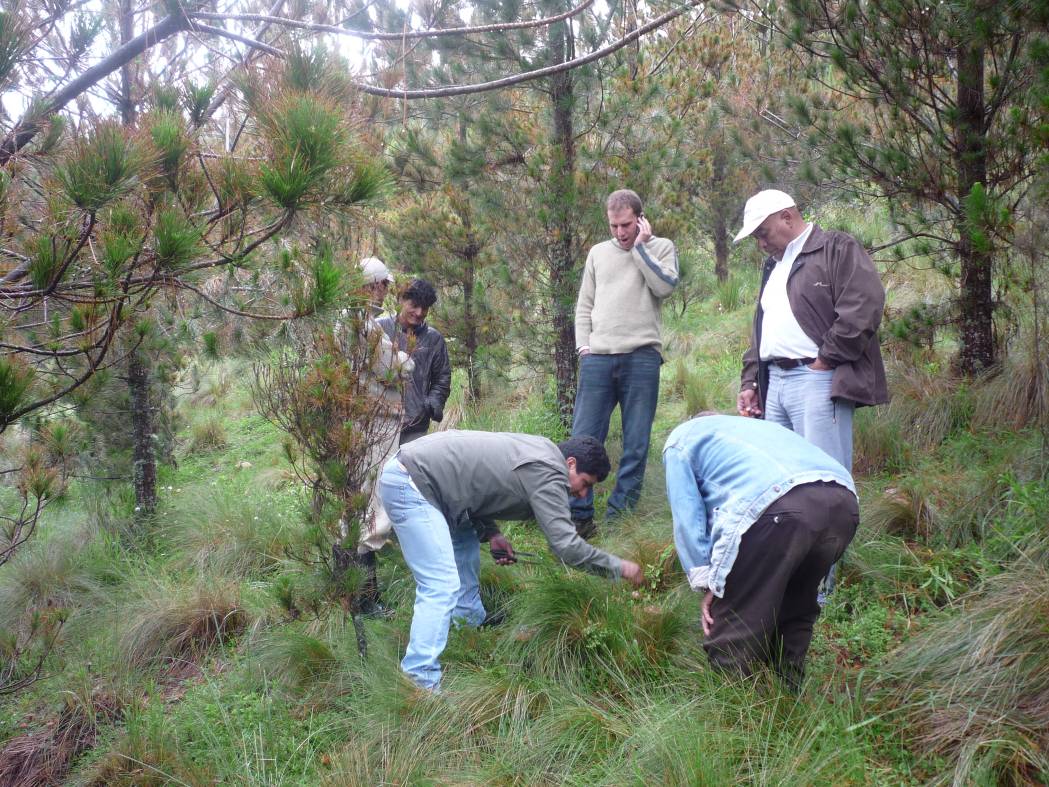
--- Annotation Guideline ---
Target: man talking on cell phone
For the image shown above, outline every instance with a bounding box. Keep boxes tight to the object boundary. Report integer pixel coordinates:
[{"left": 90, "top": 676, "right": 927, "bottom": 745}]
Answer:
[{"left": 569, "top": 189, "right": 679, "bottom": 539}]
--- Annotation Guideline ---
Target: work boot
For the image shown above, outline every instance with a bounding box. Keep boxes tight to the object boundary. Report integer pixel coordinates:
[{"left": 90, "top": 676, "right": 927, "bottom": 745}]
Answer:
[{"left": 356, "top": 551, "right": 394, "bottom": 620}]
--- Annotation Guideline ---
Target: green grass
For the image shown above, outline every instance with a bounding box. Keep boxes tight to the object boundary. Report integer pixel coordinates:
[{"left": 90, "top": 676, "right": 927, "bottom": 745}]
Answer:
[{"left": 0, "top": 285, "right": 1044, "bottom": 786}]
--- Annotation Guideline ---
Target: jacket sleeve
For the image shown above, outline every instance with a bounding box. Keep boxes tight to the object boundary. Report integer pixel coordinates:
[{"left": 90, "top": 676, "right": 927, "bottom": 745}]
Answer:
[
  {"left": 630, "top": 237, "right": 679, "bottom": 299},
  {"left": 818, "top": 235, "right": 886, "bottom": 367},
  {"left": 515, "top": 463, "right": 622, "bottom": 578},
  {"left": 663, "top": 444, "right": 713, "bottom": 592},
  {"left": 574, "top": 251, "right": 596, "bottom": 350},
  {"left": 425, "top": 334, "right": 452, "bottom": 422}
]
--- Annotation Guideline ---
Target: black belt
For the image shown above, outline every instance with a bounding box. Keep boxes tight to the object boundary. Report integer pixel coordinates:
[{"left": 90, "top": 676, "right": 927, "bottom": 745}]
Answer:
[{"left": 768, "top": 357, "right": 817, "bottom": 369}]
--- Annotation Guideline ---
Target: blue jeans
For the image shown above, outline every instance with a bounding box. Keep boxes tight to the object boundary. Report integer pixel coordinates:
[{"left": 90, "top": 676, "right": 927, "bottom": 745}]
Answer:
[
  {"left": 378, "top": 459, "right": 486, "bottom": 690},
  {"left": 764, "top": 366, "right": 854, "bottom": 472},
  {"left": 764, "top": 364, "right": 856, "bottom": 596},
  {"left": 570, "top": 346, "right": 662, "bottom": 521}
]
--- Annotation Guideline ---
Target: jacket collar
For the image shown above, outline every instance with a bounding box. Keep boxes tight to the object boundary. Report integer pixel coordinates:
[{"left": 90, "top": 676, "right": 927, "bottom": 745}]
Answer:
[{"left": 800, "top": 224, "right": 829, "bottom": 254}]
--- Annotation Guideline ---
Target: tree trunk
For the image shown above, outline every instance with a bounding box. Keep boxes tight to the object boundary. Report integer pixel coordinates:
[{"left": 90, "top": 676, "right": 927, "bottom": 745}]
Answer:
[
  {"left": 462, "top": 256, "right": 478, "bottom": 399},
  {"left": 120, "top": 1, "right": 157, "bottom": 519},
  {"left": 713, "top": 216, "right": 730, "bottom": 283},
  {"left": 128, "top": 349, "right": 156, "bottom": 517},
  {"left": 547, "top": 10, "right": 578, "bottom": 427},
  {"left": 955, "top": 40, "right": 994, "bottom": 373}
]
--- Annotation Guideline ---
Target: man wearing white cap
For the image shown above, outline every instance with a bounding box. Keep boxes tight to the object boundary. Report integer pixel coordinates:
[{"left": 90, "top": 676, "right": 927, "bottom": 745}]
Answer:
[
  {"left": 733, "top": 190, "right": 888, "bottom": 472},
  {"left": 733, "top": 191, "right": 887, "bottom": 598},
  {"left": 345, "top": 256, "right": 411, "bottom": 616}
]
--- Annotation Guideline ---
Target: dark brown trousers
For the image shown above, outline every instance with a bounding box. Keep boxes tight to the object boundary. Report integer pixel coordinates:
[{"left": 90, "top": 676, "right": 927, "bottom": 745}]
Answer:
[{"left": 703, "top": 481, "right": 859, "bottom": 688}]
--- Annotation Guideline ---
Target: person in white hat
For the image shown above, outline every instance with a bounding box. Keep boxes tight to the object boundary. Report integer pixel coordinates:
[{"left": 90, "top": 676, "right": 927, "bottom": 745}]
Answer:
[
  {"left": 341, "top": 256, "right": 411, "bottom": 617},
  {"left": 733, "top": 190, "right": 888, "bottom": 597}
]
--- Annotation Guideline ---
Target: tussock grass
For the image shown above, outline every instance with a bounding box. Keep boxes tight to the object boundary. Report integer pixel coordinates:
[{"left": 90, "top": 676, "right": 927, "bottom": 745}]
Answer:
[
  {"left": 163, "top": 485, "right": 298, "bottom": 576},
  {"left": 0, "top": 688, "right": 122, "bottom": 787},
  {"left": 117, "top": 575, "right": 250, "bottom": 670},
  {"left": 602, "top": 680, "right": 869, "bottom": 785},
  {"left": 863, "top": 479, "right": 942, "bottom": 542},
  {"left": 187, "top": 417, "right": 228, "bottom": 453},
  {"left": 83, "top": 706, "right": 218, "bottom": 786},
  {"left": 498, "top": 571, "right": 687, "bottom": 684},
  {"left": 0, "top": 525, "right": 106, "bottom": 630},
  {"left": 972, "top": 347, "right": 1049, "bottom": 431},
  {"left": 853, "top": 359, "right": 969, "bottom": 475},
  {"left": 872, "top": 539, "right": 1049, "bottom": 784},
  {"left": 251, "top": 627, "right": 369, "bottom": 695}
]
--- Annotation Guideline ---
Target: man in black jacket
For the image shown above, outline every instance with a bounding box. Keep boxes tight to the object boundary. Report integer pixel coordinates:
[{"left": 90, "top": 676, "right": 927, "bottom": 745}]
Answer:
[{"left": 378, "top": 279, "right": 453, "bottom": 445}]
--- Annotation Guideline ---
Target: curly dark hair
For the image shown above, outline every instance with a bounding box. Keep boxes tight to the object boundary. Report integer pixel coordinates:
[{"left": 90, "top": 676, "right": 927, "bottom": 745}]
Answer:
[
  {"left": 401, "top": 279, "right": 438, "bottom": 308},
  {"left": 557, "top": 435, "right": 611, "bottom": 481}
]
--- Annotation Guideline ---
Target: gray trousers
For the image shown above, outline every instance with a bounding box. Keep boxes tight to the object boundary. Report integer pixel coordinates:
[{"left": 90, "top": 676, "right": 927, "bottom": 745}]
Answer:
[{"left": 704, "top": 481, "right": 858, "bottom": 688}]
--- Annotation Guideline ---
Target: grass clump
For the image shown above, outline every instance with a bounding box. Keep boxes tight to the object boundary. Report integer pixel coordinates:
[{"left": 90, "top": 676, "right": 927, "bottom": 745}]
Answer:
[
  {"left": 0, "top": 689, "right": 123, "bottom": 786},
  {"left": 117, "top": 575, "right": 250, "bottom": 670},
  {"left": 871, "top": 539, "right": 1049, "bottom": 784},
  {"left": 187, "top": 417, "right": 228, "bottom": 452},
  {"left": 0, "top": 525, "right": 106, "bottom": 630},
  {"left": 163, "top": 485, "right": 298, "bottom": 576},
  {"left": 500, "top": 571, "right": 686, "bottom": 684}
]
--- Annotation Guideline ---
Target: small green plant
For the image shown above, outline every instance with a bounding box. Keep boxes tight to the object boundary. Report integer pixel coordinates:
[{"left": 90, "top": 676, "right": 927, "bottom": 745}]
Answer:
[{"left": 715, "top": 274, "right": 746, "bottom": 312}]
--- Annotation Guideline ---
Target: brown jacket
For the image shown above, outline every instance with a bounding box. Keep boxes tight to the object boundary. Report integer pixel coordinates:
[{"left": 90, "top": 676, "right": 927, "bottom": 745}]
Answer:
[{"left": 741, "top": 225, "right": 889, "bottom": 408}]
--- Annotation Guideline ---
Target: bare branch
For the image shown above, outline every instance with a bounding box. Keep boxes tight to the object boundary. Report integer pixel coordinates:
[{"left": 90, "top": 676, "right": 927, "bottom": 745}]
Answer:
[
  {"left": 189, "top": 0, "right": 595, "bottom": 42},
  {"left": 0, "top": 14, "right": 190, "bottom": 168},
  {"left": 354, "top": 0, "right": 703, "bottom": 99}
]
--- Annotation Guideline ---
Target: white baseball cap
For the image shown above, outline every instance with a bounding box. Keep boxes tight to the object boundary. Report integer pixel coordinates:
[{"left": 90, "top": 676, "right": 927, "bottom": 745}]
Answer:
[
  {"left": 360, "top": 256, "right": 394, "bottom": 284},
  {"left": 733, "top": 189, "right": 797, "bottom": 242}
]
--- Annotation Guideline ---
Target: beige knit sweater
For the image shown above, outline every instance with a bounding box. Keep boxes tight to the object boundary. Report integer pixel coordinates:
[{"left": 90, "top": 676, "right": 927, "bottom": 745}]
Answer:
[{"left": 574, "top": 236, "right": 679, "bottom": 355}]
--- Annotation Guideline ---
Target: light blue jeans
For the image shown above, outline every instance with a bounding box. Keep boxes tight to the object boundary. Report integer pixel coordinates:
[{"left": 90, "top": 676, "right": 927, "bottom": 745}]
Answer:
[
  {"left": 378, "top": 458, "right": 486, "bottom": 690},
  {"left": 764, "top": 365, "right": 854, "bottom": 472},
  {"left": 765, "top": 365, "right": 855, "bottom": 597}
]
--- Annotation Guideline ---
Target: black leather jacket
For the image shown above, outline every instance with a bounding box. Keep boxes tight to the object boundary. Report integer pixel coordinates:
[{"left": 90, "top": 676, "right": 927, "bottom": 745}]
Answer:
[{"left": 376, "top": 317, "right": 452, "bottom": 432}]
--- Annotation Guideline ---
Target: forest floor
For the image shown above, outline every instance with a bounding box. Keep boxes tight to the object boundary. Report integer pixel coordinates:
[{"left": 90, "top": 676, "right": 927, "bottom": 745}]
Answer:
[{"left": 0, "top": 272, "right": 1046, "bottom": 785}]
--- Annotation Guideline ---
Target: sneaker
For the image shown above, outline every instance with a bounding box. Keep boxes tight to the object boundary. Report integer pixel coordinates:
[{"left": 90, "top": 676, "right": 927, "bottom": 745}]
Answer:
[{"left": 573, "top": 517, "right": 597, "bottom": 540}]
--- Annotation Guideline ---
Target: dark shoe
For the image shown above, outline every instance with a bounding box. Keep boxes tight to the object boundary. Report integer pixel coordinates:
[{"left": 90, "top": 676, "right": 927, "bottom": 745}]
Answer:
[
  {"left": 573, "top": 517, "right": 597, "bottom": 540},
  {"left": 358, "top": 596, "right": 395, "bottom": 620},
  {"left": 480, "top": 609, "right": 508, "bottom": 628},
  {"left": 353, "top": 550, "right": 395, "bottom": 619}
]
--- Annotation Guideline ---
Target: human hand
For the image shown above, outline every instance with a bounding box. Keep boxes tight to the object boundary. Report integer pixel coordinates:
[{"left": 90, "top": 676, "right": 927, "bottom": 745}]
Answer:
[
  {"left": 807, "top": 357, "right": 832, "bottom": 371},
  {"left": 489, "top": 533, "right": 516, "bottom": 565},
  {"left": 701, "top": 591, "right": 715, "bottom": 636},
  {"left": 578, "top": 347, "right": 591, "bottom": 357},
  {"left": 620, "top": 559, "right": 644, "bottom": 586},
  {"left": 737, "top": 388, "right": 762, "bottom": 417},
  {"left": 637, "top": 216, "right": 653, "bottom": 245}
]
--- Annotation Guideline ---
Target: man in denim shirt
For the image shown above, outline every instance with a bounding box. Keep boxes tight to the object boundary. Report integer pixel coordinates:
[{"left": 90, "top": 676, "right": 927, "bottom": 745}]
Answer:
[{"left": 663, "top": 414, "right": 858, "bottom": 688}]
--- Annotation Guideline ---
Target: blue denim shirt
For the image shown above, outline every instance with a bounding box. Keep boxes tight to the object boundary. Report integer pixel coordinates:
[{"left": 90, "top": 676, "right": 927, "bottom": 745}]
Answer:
[{"left": 663, "top": 415, "right": 855, "bottom": 597}]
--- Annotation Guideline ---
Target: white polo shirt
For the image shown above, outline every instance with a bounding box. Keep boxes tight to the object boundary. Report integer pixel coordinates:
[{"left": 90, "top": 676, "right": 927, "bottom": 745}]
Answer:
[{"left": 759, "top": 223, "right": 819, "bottom": 361}]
